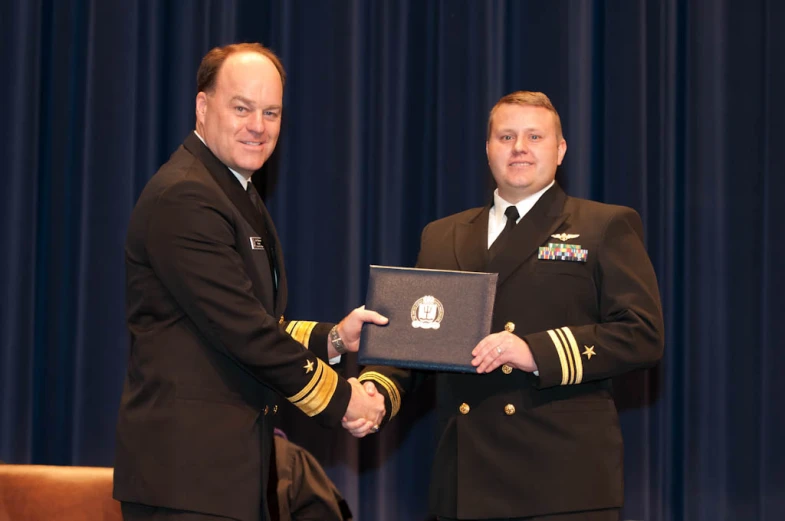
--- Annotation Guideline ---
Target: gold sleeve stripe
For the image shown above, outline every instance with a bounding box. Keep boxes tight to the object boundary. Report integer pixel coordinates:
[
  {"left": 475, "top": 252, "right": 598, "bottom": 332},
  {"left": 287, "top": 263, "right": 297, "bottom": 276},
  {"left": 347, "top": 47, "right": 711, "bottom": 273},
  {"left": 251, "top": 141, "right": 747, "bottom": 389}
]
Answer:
[
  {"left": 297, "top": 361, "right": 339, "bottom": 417},
  {"left": 288, "top": 358, "right": 324, "bottom": 403},
  {"left": 547, "top": 329, "right": 570, "bottom": 386},
  {"left": 285, "top": 321, "right": 319, "bottom": 348},
  {"left": 555, "top": 328, "right": 577, "bottom": 385},
  {"left": 359, "top": 371, "right": 401, "bottom": 419},
  {"left": 287, "top": 359, "right": 339, "bottom": 417},
  {"left": 361, "top": 373, "right": 400, "bottom": 419},
  {"left": 560, "top": 327, "right": 583, "bottom": 384}
]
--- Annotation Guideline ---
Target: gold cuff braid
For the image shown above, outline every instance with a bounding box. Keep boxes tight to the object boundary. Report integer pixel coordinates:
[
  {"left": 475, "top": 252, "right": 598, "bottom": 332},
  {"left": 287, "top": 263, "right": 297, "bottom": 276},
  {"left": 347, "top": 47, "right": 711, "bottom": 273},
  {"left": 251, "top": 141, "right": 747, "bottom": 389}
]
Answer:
[
  {"left": 359, "top": 371, "right": 401, "bottom": 419},
  {"left": 287, "top": 359, "right": 338, "bottom": 417},
  {"left": 285, "top": 320, "right": 319, "bottom": 349}
]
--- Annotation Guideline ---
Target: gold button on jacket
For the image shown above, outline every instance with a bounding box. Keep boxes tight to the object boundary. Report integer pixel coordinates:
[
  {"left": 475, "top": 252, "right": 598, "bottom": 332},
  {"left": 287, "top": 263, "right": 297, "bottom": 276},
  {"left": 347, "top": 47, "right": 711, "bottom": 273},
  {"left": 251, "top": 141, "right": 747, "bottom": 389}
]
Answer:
[
  {"left": 504, "top": 404, "right": 516, "bottom": 416},
  {"left": 501, "top": 364, "right": 513, "bottom": 374},
  {"left": 504, "top": 322, "right": 515, "bottom": 333},
  {"left": 459, "top": 403, "right": 470, "bottom": 415}
]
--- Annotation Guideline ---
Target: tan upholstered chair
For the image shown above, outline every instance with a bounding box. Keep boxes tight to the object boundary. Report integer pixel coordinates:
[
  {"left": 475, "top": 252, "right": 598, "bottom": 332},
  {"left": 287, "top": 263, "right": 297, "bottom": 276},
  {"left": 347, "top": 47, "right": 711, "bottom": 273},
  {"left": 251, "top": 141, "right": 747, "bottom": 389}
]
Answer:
[{"left": 0, "top": 464, "right": 122, "bottom": 521}]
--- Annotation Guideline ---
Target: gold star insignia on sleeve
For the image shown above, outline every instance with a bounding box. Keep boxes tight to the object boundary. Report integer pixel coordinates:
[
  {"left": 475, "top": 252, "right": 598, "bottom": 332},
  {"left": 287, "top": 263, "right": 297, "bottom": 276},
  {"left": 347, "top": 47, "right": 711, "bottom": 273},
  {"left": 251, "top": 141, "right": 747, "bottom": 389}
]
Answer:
[
  {"left": 582, "top": 345, "right": 596, "bottom": 359},
  {"left": 288, "top": 359, "right": 338, "bottom": 417}
]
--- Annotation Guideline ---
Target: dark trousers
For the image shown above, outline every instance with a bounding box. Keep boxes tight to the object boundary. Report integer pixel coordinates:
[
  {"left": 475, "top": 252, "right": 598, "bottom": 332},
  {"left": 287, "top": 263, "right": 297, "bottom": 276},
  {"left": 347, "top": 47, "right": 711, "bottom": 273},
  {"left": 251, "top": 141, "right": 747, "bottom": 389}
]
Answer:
[
  {"left": 121, "top": 502, "right": 240, "bottom": 521},
  {"left": 438, "top": 507, "right": 620, "bottom": 521}
]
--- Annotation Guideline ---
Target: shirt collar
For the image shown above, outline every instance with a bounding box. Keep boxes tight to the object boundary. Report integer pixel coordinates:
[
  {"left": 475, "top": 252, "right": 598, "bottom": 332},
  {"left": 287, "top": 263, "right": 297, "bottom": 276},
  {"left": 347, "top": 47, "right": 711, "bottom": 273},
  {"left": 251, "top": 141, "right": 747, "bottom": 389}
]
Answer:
[
  {"left": 491, "top": 180, "right": 555, "bottom": 226},
  {"left": 193, "top": 130, "right": 250, "bottom": 190}
]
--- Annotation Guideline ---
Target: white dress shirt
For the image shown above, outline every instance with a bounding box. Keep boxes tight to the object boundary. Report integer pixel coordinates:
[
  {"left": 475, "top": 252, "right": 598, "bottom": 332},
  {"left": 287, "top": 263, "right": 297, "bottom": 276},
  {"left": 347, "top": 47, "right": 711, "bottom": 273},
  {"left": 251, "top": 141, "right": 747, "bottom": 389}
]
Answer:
[
  {"left": 486, "top": 181, "right": 553, "bottom": 377},
  {"left": 487, "top": 181, "right": 555, "bottom": 249}
]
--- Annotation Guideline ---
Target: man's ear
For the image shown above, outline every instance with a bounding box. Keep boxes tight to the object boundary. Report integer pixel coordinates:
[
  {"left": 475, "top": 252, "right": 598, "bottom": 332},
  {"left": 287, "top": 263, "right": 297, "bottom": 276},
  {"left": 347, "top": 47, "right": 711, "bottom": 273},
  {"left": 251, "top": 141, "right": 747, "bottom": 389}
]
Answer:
[
  {"left": 195, "top": 92, "right": 208, "bottom": 122},
  {"left": 557, "top": 138, "right": 567, "bottom": 165}
]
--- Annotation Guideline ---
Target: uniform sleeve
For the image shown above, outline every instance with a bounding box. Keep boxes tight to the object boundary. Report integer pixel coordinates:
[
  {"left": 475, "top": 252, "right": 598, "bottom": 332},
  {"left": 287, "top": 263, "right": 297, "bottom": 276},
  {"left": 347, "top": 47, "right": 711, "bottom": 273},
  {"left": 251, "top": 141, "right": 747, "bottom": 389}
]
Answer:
[
  {"left": 146, "top": 179, "right": 350, "bottom": 425},
  {"left": 281, "top": 320, "right": 334, "bottom": 362},
  {"left": 358, "top": 222, "right": 433, "bottom": 425},
  {"left": 359, "top": 366, "right": 426, "bottom": 427},
  {"left": 525, "top": 208, "right": 664, "bottom": 389}
]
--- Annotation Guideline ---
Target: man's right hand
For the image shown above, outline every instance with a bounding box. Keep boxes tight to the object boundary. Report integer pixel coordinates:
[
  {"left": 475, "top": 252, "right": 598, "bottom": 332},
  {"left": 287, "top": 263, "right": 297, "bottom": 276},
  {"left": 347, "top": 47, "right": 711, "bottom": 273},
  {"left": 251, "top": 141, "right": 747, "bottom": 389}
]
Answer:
[{"left": 342, "top": 378, "right": 384, "bottom": 438}]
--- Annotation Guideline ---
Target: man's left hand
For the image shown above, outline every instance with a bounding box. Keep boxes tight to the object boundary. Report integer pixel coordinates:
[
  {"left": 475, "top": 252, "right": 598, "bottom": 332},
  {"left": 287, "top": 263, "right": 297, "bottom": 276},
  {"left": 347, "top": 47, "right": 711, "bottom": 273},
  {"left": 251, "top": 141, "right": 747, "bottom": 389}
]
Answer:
[
  {"left": 336, "top": 306, "right": 388, "bottom": 353},
  {"left": 472, "top": 331, "right": 538, "bottom": 373}
]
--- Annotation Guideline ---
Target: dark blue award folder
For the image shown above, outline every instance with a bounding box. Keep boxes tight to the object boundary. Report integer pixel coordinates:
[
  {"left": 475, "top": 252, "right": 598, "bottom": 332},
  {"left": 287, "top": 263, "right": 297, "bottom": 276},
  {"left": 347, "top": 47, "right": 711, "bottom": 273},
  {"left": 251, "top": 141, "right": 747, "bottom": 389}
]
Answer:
[{"left": 358, "top": 265, "right": 498, "bottom": 373}]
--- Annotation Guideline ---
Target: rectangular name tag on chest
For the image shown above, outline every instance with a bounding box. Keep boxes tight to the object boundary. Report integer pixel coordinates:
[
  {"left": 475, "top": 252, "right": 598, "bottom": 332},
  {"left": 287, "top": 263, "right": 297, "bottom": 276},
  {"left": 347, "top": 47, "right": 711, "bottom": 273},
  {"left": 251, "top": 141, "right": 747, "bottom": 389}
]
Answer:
[
  {"left": 249, "top": 237, "right": 265, "bottom": 250},
  {"left": 359, "top": 265, "right": 497, "bottom": 373}
]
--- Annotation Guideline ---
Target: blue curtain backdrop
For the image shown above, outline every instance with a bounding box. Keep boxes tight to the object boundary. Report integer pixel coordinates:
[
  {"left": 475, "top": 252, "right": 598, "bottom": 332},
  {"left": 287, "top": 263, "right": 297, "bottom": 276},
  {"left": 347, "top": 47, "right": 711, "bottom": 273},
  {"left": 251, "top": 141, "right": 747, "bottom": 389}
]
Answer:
[{"left": 1, "top": 1, "right": 784, "bottom": 520}]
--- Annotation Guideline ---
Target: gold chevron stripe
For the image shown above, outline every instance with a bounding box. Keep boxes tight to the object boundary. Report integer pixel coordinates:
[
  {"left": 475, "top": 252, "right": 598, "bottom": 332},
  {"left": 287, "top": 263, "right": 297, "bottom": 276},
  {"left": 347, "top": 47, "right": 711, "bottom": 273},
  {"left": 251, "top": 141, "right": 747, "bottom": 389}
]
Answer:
[
  {"left": 296, "top": 361, "right": 338, "bottom": 417},
  {"left": 555, "top": 328, "right": 576, "bottom": 385},
  {"left": 285, "top": 321, "right": 319, "bottom": 349},
  {"left": 547, "top": 329, "right": 570, "bottom": 385},
  {"left": 359, "top": 371, "right": 401, "bottom": 419},
  {"left": 288, "top": 358, "right": 325, "bottom": 403},
  {"left": 560, "top": 327, "right": 583, "bottom": 384},
  {"left": 287, "top": 359, "right": 339, "bottom": 417}
]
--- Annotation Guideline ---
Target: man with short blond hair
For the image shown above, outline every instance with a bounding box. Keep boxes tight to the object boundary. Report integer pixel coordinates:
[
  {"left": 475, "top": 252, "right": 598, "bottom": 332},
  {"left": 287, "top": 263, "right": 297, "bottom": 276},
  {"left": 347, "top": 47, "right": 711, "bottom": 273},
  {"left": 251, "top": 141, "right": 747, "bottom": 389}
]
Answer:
[
  {"left": 355, "top": 91, "right": 664, "bottom": 520},
  {"left": 486, "top": 90, "right": 564, "bottom": 140}
]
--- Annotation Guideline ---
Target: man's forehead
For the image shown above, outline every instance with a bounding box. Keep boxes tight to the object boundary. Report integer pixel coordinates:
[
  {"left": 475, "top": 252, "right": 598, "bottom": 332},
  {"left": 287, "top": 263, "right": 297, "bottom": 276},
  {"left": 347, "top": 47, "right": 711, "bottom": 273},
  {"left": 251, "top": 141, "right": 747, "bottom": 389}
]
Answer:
[
  {"left": 224, "top": 51, "right": 273, "bottom": 67},
  {"left": 217, "top": 52, "right": 280, "bottom": 84},
  {"left": 496, "top": 104, "right": 551, "bottom": 116},
  {"left": 494, "top": 105, "right": 555, "bottom": 124}
]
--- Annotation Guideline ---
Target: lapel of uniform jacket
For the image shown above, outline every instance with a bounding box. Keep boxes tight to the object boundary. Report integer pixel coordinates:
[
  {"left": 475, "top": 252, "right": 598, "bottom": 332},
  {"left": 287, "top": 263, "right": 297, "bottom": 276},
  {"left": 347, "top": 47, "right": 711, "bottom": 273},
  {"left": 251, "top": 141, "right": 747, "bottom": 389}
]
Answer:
[
  {"left": 487, "top": 183, "right": 569, "bottom": 287},
  {"left": 254, "top": 196, "right": 288, "bottom": 317},
  {"left": 183, "top": 132, "right": 287, "bottom": 311},
  {"left": 183, "top": 132, "right": 268, "bottom": 239},
  {"left": 454, "top": 206, "right": 491, "bottom": 272}
]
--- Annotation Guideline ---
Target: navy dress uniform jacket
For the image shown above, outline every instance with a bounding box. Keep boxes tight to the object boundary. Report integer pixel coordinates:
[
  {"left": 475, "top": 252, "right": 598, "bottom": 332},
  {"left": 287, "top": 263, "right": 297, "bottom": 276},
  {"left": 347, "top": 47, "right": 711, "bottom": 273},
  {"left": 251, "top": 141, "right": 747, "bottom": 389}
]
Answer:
[
  {"left": 360, "top": 184, "right": 664, "bottom": 519},
  {"left": 114, "top": 133, "right": 350, "bottom": 521}
]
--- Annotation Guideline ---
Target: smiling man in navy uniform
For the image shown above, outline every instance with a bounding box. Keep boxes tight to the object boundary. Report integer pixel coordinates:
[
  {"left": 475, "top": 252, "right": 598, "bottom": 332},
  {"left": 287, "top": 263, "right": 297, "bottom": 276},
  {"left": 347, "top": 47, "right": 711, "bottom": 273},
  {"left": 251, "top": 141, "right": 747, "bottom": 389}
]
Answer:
[
  {"left": 114, "top": 43, "right": 386, "bottom": 521},
  {"left": 353, "top": 91, "right": 664, "bottom": 520}
]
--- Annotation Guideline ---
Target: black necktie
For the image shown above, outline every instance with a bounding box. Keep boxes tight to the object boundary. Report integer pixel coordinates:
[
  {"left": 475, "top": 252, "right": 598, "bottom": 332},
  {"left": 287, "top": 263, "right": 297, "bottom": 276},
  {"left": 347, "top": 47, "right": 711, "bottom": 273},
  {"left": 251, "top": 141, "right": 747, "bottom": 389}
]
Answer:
[
  {"left": 246, "top": 180, "right": 264, "bottom": 213},
  {"left": 488, "top": 205, "right": 520, "bottom": 260},
  {"left": 247, "top": 181, "right": 279, "bottom": 295}
]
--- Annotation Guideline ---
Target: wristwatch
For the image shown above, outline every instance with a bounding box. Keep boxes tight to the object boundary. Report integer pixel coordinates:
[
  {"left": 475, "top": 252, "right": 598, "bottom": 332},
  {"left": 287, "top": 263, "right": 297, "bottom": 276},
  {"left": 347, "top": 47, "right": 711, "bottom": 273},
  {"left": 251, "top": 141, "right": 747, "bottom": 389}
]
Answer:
[{"left": 329, "top": 325, "right": 348, "bottom": 355}]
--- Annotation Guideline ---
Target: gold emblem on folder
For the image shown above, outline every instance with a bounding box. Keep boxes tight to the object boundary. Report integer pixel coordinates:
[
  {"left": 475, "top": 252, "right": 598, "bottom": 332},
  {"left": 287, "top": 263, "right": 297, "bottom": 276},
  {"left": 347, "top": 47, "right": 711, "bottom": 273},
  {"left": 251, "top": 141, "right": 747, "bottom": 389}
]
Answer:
[{"left": 411, "top": 295, "right": 444, "bottom": 330}]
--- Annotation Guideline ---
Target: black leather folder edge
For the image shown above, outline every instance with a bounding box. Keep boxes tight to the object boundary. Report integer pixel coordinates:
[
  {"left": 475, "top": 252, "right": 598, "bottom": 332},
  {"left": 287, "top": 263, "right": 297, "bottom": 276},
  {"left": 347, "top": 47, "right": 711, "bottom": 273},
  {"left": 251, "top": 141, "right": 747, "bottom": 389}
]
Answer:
[{"left": 358, "top": 265, "right": 497, "bottom": 373}]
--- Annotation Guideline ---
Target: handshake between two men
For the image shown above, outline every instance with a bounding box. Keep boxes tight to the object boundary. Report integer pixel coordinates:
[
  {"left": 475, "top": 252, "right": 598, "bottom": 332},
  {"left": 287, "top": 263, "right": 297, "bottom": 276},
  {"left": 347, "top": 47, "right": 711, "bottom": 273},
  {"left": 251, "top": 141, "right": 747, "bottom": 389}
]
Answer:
[
  {"left": 329, "top": 306, "right": 388, "bottom": 438},
  {"left": 332, "top": 306, "right": 540, "bottom": 439}
]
